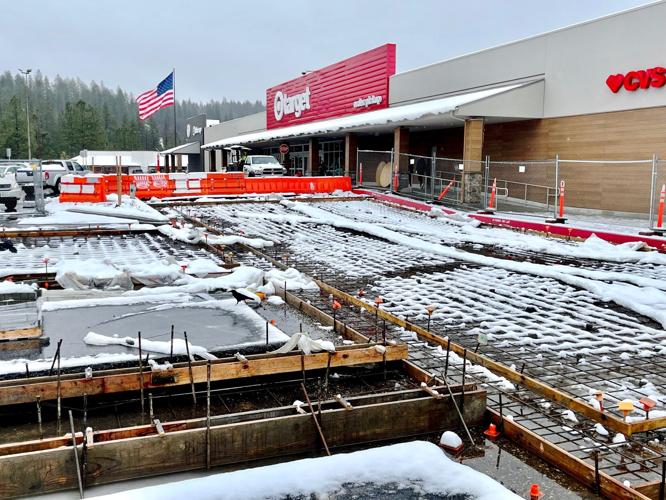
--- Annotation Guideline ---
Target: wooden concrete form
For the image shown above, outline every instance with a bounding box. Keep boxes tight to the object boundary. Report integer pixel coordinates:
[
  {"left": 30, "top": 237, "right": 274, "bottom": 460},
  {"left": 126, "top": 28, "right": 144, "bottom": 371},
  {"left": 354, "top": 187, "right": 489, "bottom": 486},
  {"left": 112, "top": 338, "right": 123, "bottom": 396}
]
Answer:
[
  {"left": 487, "top": 409, "right": 651, "bottom": 500},
  {"left": 0, "top": 326, "right": 42, "bottom": 342},
  {"left": 0, "top": 344, "right": 408, "bottom": 406},
  {"left": 634, "top": 479, "right": 665, "bottom": 500},
  {"left": 0, "top": 384, "right": 485, "bottom": 497}
]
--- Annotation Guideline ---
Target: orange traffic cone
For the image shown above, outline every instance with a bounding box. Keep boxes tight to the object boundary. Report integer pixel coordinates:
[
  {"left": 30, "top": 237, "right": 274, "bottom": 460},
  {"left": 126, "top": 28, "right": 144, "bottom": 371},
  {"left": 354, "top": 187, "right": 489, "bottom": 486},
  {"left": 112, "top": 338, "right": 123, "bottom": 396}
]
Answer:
[
  {"left": 529, "top": 483, "right": 544, "bottom": 499},
  {"left": 483, "top": 422, "right": 500, "bottom": 439}
]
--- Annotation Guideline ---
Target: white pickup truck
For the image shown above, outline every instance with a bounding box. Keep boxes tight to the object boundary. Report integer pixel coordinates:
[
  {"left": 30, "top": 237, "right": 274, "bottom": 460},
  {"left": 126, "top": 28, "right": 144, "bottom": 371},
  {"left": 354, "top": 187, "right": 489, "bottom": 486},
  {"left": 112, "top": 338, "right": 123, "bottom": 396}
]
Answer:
[
  {"left": 0, "top": 164, "right": 26, "bottom": 212},
  {"left": 16, "top": 160, "right": 89, "bottom": 195},
  {"left": 242, "top": 155, "right": 287, "bottom": 177}
]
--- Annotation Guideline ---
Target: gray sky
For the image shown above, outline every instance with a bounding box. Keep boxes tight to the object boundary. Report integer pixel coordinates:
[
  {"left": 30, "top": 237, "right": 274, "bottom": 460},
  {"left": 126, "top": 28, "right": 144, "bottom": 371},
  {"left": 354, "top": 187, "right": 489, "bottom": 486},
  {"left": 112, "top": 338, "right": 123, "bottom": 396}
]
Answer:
[{"left": 1, "top": 0, "right": 654, "bottom": 103}]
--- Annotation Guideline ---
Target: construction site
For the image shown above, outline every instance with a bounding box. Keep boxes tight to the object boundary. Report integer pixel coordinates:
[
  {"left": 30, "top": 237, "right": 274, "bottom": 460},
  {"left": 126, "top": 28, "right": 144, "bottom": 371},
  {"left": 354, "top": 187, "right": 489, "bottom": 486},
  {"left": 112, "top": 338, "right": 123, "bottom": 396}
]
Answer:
[{"left": 0, "top": 167, "right": 663, "bottom": 500}]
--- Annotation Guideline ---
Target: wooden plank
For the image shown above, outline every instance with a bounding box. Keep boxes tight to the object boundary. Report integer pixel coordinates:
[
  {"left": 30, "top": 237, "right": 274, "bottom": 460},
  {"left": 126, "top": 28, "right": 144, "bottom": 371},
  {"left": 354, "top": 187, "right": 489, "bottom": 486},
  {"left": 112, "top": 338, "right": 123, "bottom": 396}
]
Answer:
[
  {"left": 634, "top": 479, "right": 663, "bottom": 500},
  {"left": 487, "top": 409, "right": 651, "bottom": 500},
  {"left": 85, "top": 390, "right": 487, "bottom": 488},
  {"left": 0, "top": 384, "right": 474, "bottom": 457},
  {"left": 0, "top": 344, "right": 408, "bottom": 406},
  {"left": 0, "top": 326, "right": 42, "bottom": 341}
]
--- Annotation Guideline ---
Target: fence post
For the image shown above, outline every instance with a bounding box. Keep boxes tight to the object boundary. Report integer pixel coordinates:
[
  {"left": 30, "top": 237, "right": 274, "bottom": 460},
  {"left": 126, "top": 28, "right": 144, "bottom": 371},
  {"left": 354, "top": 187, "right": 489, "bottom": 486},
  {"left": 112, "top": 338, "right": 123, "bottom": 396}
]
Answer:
[
  {"left": 356, "top": 149, "right": 360, "bottom": 186},
  {"left": 553, "top": 154, "right": 560, "bottom": 219},
  {"left": 431, "top": 153, "right": 436, "bottom": 200},
  {"left": 483, "top": 156, "right": 490, "bottom": 209},
  {"left": 649, "top": 154, "right": 658, "bottom": 229},
  {"left": 389, "top": 148, "right": 395, "bottom": 192}
]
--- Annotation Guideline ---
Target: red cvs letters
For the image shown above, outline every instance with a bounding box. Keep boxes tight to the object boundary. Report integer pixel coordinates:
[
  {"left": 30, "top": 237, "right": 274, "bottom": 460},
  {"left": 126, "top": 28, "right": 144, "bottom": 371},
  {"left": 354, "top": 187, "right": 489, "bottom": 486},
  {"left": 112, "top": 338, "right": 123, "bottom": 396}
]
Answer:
[{"left": 606, "top": 67, "right": 666, "bottom": 93}]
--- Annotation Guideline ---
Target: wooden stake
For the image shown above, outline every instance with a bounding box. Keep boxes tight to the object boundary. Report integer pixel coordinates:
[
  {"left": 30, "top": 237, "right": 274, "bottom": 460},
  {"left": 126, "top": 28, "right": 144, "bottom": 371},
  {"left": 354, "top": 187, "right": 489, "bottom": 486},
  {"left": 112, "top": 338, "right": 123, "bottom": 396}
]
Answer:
[
  {"left": 138, "top": 331, "right": 145, "bottom": 421},
  {"left": 300, "top": 383, "right": 330, "bottom": 456},
  {"left": 68, "top": 410, "right": 84, "bottom": 498},
  {"left": 184, "top": 331, "right": 196, "bottom": 405},
  {"left": 149, "top": 393, "right": 154, "bottom": 421}
]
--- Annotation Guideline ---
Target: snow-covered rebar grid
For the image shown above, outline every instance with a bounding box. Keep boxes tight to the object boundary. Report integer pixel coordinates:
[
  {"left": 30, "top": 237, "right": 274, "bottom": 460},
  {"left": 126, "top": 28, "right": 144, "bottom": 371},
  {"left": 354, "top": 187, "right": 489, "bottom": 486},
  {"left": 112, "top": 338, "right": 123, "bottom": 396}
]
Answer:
[
  {"left": 0, "top": 232, "right": 223, "bottom": 277},
  {"left": 180, "top": 198, "right": 666, "bottom": 485}
]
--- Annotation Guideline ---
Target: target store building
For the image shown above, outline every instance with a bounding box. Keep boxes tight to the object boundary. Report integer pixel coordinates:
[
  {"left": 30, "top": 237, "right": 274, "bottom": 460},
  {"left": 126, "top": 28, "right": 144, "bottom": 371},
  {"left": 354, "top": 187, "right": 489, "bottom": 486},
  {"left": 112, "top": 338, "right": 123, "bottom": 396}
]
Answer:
[{"left": 199, "top": 2, "right": 666, "bottom": 208}]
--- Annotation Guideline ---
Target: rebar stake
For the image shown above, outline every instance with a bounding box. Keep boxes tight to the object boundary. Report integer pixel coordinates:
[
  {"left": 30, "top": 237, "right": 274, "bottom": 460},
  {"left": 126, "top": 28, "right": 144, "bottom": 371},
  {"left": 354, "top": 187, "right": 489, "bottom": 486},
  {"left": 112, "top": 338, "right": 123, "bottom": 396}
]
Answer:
[
  {"left": 36, "top": 395, "right": 43, "bottom": 440},
  {"left": 68, "top": 410, "right": 84, "bottom": 499},
  {"left": 138, "top": 331, "right": 145, "bottom": 421},
  {"left": 184, "top": 331, "right": 197, "bottom": 406}
]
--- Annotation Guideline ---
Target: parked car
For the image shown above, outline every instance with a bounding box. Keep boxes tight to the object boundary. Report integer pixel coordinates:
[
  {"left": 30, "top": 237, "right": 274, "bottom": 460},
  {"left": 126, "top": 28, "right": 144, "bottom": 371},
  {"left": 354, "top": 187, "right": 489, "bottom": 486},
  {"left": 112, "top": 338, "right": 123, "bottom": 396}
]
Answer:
[
  {"left": 16, "top": 160, "right": 89, "bottom": 195},
  {"left": 0, "top": 165, "right": 26, "bottom": 212},
  {"left": 242, "top": 155, "right": 287, "bottom": 177}
]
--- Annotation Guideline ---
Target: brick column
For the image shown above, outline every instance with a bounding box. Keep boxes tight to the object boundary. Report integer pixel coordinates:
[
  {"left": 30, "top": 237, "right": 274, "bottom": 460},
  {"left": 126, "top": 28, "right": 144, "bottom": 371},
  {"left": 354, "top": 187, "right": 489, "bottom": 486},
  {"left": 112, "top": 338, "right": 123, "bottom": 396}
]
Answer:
[
  {"left": 462, "top": 118, "right": 484, "bottom": 204},
  {"left": 344, "top": 133, "right": 357, "bottom": 177},
  {"left": 308, "top": 138, "right": 319, "bottom": 176}
]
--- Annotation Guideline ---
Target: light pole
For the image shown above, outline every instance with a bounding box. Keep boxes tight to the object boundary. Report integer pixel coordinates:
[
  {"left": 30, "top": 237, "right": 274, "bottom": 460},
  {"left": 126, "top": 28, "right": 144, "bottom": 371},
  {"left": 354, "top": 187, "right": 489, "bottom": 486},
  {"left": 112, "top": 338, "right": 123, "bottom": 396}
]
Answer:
[{"left": 18, "top": 68, "right": 32, "bottom": 159}]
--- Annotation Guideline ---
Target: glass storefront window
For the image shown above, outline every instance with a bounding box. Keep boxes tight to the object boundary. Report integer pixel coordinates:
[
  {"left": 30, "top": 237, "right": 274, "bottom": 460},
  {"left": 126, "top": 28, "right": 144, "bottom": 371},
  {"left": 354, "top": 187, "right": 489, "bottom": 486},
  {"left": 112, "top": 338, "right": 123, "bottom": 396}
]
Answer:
[{"left": 320, "top": 140, "right": 343, "bottom": 175}]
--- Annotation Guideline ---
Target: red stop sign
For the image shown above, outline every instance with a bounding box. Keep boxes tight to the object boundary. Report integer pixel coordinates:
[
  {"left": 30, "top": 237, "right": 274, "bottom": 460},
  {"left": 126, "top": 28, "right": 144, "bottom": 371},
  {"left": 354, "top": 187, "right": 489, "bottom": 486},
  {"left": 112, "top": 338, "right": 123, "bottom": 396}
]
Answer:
[{"left": 279, "top": 143, "right": 289, "bottom": 154}]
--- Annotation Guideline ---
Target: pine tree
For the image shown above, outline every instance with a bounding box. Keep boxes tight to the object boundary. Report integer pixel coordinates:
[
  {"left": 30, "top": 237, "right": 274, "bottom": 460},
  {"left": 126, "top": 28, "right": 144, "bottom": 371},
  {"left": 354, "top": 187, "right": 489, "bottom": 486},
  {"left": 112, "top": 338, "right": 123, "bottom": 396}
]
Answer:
[
  {"left": 0, "top": 96, "right": 28, "bottom": 158},
  {"left": 0, "top": 70, "right": 264, "bottom": 158}
]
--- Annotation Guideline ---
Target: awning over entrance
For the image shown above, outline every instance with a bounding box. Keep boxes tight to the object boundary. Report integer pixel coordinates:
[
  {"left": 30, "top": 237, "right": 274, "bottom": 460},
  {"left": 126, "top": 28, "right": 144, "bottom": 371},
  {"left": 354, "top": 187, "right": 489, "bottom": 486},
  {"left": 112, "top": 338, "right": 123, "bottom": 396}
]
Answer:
[
  {"left": 202, "top": 81, "right": 543, "bottom": 149},
  {"left": 160, "top": 142, "right": 201, "bottom": 155}
]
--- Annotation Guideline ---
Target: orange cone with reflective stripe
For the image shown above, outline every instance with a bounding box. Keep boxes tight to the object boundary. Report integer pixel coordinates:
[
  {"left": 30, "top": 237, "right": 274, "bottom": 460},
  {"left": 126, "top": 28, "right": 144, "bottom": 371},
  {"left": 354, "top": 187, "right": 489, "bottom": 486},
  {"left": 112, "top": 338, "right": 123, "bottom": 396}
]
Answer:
[
  {"left": 438, "top": 179, "right": 455, "bottom": 201},
  {"left": 488, "top": 178, "right": 497, "bottom": 210},
  {"left": 558, "top": 180, "right": 566, "bottom": 219},
  {"left": 657, "top": 184, "right": 665, "bottom": 229}
]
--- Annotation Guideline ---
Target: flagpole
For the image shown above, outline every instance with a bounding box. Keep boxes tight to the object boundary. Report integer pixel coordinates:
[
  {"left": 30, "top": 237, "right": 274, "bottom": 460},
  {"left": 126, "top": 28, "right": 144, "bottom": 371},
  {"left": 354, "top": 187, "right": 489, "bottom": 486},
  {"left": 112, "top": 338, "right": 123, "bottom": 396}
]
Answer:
[{"left": 172, "top": 68, "right": 177, "bottom": 151}]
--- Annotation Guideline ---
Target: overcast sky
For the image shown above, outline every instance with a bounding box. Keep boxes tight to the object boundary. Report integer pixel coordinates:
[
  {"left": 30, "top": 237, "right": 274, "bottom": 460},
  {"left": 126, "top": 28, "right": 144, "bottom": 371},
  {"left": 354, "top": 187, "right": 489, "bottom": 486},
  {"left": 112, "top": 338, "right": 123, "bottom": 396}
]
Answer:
[{"left": 2, "top": 0, "right": 654, "bottom": 103}]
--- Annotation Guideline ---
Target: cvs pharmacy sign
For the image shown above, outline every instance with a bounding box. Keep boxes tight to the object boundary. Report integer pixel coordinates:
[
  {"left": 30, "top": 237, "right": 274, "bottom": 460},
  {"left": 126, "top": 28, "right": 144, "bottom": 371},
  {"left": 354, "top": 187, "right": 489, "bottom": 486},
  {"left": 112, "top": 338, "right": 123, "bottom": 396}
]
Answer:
[{"left": 606, "top": 66, "right": 666, "bottom": 93}]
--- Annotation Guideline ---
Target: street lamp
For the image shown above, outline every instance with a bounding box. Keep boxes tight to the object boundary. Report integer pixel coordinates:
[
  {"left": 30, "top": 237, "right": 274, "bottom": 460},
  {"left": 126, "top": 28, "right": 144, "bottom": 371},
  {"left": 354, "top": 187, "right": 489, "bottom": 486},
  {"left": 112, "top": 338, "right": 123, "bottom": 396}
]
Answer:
[{"left": 18, "top": 68, "right": 32, "bottom": 160}]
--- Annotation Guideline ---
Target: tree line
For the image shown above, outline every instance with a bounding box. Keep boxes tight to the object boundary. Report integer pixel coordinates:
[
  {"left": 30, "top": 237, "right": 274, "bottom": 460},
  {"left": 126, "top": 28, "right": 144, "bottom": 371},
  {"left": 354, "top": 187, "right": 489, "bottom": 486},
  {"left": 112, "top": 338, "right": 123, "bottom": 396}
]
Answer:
[{"left": 0, "top": 70, "right": 264, "bottom": 160}]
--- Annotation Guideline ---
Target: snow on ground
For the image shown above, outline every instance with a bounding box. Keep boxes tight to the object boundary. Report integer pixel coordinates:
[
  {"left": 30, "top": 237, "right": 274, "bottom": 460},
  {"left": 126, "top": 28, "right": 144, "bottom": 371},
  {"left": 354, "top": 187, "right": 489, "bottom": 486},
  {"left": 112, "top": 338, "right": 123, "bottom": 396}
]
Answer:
[
  {"left": 17, "top": 194, "right": 168, "bottom": 227},
  {"left": 94, "top": 441, "right": 519, "bottom": 500},
  {"left": 0, "top": 280, "right": 36, "bottom": 294},
  {"left": 281, "top": 200, "right": 666, "bottom": 330},
  {"left": 157, "top": 223, "right": 274, "bottom": 248}
]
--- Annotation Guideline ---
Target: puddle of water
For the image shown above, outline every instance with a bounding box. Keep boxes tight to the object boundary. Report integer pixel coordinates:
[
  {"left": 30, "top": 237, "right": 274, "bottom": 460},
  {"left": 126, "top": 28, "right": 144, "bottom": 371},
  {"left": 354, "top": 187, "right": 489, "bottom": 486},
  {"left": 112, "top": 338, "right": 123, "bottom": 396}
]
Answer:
[{"left": 38, "top": 302, "right": 268, "bottom": 360}]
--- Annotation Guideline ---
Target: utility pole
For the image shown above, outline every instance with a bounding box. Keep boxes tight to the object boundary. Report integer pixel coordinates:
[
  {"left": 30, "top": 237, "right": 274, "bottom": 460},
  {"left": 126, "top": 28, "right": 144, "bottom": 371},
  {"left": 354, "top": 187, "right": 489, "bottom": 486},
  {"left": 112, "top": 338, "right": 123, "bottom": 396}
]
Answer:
[{"left": 18, "top": 68, "right": 32, "bottom": 159}]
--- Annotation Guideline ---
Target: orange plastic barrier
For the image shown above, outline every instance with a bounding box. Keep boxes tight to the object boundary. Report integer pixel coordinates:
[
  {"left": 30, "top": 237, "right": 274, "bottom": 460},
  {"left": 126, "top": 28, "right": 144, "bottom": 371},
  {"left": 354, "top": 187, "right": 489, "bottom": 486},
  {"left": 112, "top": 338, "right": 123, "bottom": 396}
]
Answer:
[
  {"left": 58, "top": 175, "right": 107, "bottom": 202},
  {"left": 59, "top": 173, "right": 352, "bottom": 202}
]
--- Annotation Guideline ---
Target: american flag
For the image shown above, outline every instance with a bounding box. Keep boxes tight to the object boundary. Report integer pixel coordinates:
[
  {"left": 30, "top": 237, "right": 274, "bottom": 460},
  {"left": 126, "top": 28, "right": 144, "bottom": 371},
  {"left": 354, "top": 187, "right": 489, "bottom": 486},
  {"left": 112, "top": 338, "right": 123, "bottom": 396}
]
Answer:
[{"left": 136, "top": 72, "right": 174, "bottom": 120}]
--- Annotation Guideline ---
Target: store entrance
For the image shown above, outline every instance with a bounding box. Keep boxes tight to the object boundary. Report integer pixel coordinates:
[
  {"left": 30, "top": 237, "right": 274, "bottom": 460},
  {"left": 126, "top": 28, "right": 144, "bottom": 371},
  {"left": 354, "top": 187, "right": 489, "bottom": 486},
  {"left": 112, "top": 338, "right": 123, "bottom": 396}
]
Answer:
[{"left": 290, "top": 151, "right": 308, "bottom": 176}]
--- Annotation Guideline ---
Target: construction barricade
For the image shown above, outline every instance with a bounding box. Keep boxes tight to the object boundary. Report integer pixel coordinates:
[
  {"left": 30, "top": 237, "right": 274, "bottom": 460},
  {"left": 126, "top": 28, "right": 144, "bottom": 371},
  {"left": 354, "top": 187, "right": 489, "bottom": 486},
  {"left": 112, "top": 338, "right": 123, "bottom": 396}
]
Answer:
[
  {"left": 58, "top": 174, "right": 107, "bottom": 203},
  {"left": 59, "top": 173, "right": 352, "bottom": 202}
]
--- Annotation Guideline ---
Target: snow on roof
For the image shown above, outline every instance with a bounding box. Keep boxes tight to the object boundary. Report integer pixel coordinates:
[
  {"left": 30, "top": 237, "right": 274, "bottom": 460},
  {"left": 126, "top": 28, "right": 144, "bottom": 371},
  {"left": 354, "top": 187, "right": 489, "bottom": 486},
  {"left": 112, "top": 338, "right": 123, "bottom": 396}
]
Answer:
[
  {"left": 202, "top": 84, "right": 522, "bottom": 149},
  {"left": 161, "top": 142, "right": 200, "bottom": 155}
]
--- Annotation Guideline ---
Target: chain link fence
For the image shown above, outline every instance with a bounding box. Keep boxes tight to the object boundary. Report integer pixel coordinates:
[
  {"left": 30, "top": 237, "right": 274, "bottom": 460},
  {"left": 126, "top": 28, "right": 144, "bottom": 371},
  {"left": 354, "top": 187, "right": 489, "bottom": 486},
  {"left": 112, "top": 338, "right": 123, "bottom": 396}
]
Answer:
[
  {"left": 355, "top": 149, "right": 664, "bottom": 231},
  {"left": 486, "top": 159, "right": 558, "bottom": 216}
]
